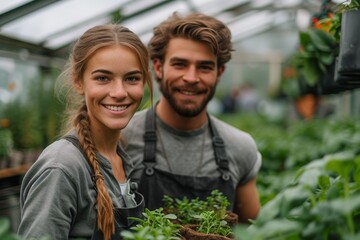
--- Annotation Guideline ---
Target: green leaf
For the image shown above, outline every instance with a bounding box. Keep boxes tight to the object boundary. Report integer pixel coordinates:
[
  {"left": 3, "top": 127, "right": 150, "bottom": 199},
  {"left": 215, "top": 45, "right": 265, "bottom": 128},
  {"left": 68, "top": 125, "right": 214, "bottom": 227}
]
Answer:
[
  {"left": 255, "top": 219, "right": 303, "bottom": 238},
  {"left": 312, "top": 194, "right": 360, "bottom": 216},
  {"left": 303, "top": 60, "right": 320, "bottom": 85},
  {"left": 0, "top": 218, "right": 10, "bottom": 237},
  {"left": 299, "top": 31, "right": 311, "bottom": 48},
  {"left": 164, "top": 214, "right": 177, "bottom": 220},
  {"left": 308, "top": 28, "right": 337, "bottom": 52},
  {"left": 319, "top": 52, "right": 335, "bottom": 65},
  {"left": 326, "top": 155, "right": 355, "bottom": 179}
]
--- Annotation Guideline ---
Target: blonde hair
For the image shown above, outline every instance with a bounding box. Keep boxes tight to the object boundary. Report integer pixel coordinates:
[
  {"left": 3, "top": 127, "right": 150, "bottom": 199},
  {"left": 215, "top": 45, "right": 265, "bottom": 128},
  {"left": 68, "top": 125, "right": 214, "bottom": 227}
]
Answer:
[{"left": 56, "top": 24, "right": 152, "bottom": 240}]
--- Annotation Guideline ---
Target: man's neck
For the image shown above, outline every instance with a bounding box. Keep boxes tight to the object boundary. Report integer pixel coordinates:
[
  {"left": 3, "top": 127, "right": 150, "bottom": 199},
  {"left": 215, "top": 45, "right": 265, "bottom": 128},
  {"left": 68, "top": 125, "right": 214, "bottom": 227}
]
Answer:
[{"left": 156, "top": 99, "right": 208, "bottom": 131}]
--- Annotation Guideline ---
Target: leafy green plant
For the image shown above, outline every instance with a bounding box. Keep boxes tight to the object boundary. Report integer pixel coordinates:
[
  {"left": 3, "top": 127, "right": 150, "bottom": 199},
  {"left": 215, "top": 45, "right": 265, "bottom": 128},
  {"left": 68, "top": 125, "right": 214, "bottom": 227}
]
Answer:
[
  {"left": 0, "top": 218, "right": 51, "bottom": 240},
  {"left": 193, "top": 210, "right": 233, "bottom": 237},
  {"left": 233, "top": 151, "right": 360, "bottom": 239},
  {"left": 295, "top": 27, "right": 338, "bottom": 86},
  {"left": 163, "top": 189, "right": 230, "bottom": 224},
  {"left": 121, "top": 208, "right": 182, "bottom": 240},
  {"left": 0, "top": 128, "right": 13, "bottom": 157}
]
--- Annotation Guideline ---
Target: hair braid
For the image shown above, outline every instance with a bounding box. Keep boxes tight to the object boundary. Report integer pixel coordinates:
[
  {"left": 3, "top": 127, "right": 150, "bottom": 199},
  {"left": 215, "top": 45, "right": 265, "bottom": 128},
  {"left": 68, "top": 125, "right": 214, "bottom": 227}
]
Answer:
[{"left": 74, "top": 103, "right": 114, "bottom": 240}]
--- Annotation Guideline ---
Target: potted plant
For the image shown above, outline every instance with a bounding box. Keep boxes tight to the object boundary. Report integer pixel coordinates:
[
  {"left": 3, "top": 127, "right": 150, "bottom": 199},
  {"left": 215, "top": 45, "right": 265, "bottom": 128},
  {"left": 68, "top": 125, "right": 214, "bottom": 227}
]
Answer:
[
  {"left": 121, "top": 208, "right": 182, "bottom": 240},
  {"left": 163, "top": 190, "right": 236, "bottom": 239},
  {"left": 180, "top": 210, "right": 233, "bottom": 240},
  {"left": 297, "top": 0, "right": 360, "bottom": 95}
]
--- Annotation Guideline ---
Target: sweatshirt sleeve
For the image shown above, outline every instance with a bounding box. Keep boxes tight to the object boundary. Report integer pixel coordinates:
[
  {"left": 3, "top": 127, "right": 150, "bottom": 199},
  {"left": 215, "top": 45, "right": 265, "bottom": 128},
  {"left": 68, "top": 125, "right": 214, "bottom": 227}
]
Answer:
[{"left": 18, "top": 167, "right": 77, "bottom": 240}]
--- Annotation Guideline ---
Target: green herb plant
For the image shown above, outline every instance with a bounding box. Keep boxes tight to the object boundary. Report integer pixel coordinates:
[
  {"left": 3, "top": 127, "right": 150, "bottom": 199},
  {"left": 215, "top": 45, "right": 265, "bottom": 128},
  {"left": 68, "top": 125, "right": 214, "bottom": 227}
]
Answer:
[
  {"left": 163, "top": 189, "right": 230, "bottom": 224},
  {"left": 121, "top": 208, "right": 182, "bottom": 240},
  {"left": 193, "top": 210, "right": 233, "bottom": 237}
]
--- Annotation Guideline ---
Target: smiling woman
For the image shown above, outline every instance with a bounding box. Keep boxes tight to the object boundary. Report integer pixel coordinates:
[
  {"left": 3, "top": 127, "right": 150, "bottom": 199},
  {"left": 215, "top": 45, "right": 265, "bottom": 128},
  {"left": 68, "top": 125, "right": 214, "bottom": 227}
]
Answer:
[{"left": 17, "top": 24, "right": 152, "bottom": 240}]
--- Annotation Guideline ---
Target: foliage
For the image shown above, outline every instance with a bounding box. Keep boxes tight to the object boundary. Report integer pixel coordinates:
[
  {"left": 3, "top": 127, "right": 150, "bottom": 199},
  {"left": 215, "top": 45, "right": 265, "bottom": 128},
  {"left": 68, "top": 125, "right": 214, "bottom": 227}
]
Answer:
[
  {"left": 122, "top": 190, "right": 233, "bottom": 239},
  {"left": 163, "top": 189, "right": 230, "bottom": 224},
  {"left": 218, "top": 113, "right": 360, "bottom": 205},
  {"left": 0, "top": 218, "right": 50, "bottom": 240},
  {"left": 233, "top": 152, "right": 360, "bottom": 239},
  {"left": 0, "top": 128, "right": 13, "bottom": 157},
  {"left": 278, "top": 1, "right": 344, "bottom": 99},
  {"left": 193, "top": 210, "right": 233, "bottom": 237},
  {"left": 0, "top": 218, "right": 21, "bottom": 240},
  {"left": 2, "top": 67, "right": 64, "bottom": 149},
  {"left": 335, "top": 0, "right": 360, "bottom": 11},
  {"left": 296, "top": 27, "right": 338, "bottom": 85},
  {"left": 121, "top": 208, "right": 182, "bottom": 240}
]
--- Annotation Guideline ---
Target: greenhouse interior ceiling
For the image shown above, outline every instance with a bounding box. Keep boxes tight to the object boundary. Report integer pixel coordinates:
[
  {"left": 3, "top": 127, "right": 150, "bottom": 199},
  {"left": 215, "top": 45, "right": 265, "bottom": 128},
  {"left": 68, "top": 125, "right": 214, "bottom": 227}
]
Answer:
[{"left": 0, "top": 0, "right": 345, "bottom": 66}]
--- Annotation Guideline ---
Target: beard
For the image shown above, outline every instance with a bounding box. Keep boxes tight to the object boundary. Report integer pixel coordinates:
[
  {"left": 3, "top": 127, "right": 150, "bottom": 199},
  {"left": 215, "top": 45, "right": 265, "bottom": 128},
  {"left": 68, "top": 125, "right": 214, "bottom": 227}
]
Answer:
[{"left": 159, "top": 80, "right": 216, "bottom": 117}]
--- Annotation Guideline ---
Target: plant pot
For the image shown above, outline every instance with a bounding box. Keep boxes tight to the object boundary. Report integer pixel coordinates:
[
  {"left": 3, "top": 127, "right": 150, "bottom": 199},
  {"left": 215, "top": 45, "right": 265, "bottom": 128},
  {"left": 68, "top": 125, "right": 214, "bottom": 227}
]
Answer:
[
  {"left": 319, "top": 59, "right": 354, "bottom": 94},
  {"left": 335, "top": 58, "right": 360, "bottom": 88},
  {"left": 225, "top": 211, "right": 238, "bottom": 226},
  {"left": 336, "top": 9, "right": 360, "bottom": 85},
  {"left": 180, "top": 224, "right": 233, "bottom": 240}
]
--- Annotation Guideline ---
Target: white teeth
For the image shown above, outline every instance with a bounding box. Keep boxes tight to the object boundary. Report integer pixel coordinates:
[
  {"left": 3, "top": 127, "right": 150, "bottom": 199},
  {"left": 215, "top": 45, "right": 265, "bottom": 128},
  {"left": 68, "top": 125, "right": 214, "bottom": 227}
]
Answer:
[
  {"left": 105, "top": 105, "right": 127, "bottom": 111},
  {"left": 182, "top": 91, "right": 196, "bottom": 95}
]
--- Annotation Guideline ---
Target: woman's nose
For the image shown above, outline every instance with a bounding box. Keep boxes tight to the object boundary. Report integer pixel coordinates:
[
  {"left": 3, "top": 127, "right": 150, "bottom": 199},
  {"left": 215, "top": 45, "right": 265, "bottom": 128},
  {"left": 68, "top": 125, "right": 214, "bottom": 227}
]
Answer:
[{"left": 109, "top": 80, "right": 127, "bottom": 98}]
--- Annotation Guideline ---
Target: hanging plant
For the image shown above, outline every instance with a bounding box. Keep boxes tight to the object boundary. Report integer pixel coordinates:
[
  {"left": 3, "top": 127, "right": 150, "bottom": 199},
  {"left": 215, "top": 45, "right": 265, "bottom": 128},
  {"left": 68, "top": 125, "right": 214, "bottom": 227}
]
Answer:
[{"left": 295, "top": 19, "right": 339, "bottom": 87}]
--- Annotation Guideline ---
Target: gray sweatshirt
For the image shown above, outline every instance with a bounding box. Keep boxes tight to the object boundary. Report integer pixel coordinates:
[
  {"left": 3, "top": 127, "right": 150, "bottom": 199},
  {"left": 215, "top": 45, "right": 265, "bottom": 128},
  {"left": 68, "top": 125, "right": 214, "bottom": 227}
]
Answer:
[{"left": 18, "top": 136, "right": 135, "bottom": 240}]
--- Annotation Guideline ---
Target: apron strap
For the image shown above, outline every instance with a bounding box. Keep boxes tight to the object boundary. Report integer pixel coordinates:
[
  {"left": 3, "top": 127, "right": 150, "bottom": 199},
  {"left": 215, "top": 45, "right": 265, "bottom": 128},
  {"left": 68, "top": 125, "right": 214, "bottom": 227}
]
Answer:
[
  {"left": 143, "top": 105, "right": 231, "bottom": 180},
  {"left": 207, "top": 114, "right": 231, "bottom": 181},
  {"left": 143, "top": 107, "right": 157, "bottom": 175}
]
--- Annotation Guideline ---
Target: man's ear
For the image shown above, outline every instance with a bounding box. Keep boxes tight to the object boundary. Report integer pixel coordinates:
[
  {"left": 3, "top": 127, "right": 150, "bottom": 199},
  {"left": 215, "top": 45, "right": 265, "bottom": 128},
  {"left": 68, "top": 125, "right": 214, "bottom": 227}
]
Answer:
[
  {"left": 153, "top": 58, "right": 163, "bottom": 80},
  {"left": 216, "top": 65, "right": 225, "bottom": 83}
]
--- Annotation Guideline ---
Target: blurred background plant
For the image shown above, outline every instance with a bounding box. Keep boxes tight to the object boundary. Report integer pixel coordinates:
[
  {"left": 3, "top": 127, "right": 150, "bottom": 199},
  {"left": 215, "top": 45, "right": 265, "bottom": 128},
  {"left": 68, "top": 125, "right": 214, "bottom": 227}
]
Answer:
[{"left": 294, "top": 0, "right": 339, "bottom": 87}]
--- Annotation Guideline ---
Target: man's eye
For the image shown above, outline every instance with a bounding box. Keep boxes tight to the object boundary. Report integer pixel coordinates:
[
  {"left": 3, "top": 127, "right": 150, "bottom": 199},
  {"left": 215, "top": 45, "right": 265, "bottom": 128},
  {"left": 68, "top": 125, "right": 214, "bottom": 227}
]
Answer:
[
  {"left": 199, "top": 65, "right": 213, "bottom": 71},
  {"left": 173, "top": 62, "right": 186, "bottom": 67}
]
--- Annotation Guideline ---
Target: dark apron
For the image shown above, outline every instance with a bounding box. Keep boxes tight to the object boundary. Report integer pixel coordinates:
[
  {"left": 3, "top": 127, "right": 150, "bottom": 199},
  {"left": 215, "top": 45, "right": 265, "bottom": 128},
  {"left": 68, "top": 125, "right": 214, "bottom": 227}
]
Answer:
[
  {"left": 139, "top": 107, "right": 235, "bottom": 211},
  {"left": 64, "top": 135, "right": 144, "bottom": 240},
  {"left": 91, "top": 192, "right": 144, "bottom": 240}
]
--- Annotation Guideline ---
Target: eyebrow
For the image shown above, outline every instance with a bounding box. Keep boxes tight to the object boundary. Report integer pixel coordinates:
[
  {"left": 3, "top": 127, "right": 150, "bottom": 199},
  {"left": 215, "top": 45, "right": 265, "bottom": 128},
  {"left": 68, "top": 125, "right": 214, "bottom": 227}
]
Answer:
[
  {"left": 170, "top": 57, "right": 215, "bottom": 66},
  {"left": 126, "top": 70, "right": 143, "bottom": 75},
  {"left": 91, "top": 69, "right": 112, "bottom": 75},
  {"left": 91, "top": 69, "right": 143, "bottom": 75}
]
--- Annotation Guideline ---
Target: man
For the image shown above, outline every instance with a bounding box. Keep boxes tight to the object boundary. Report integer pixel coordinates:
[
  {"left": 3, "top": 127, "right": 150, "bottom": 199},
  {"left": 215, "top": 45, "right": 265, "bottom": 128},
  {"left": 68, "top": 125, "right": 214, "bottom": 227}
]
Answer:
[{"left": 123, "top": 12, "right": 262, "bottom": 223}]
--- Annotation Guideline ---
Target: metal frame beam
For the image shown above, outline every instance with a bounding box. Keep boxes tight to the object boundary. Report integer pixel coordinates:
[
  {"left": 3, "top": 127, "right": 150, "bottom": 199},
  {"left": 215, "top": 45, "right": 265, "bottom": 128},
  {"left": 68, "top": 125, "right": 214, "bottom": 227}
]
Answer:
[{"left": 0, "top": 0, "right": 58, "bottom": 27}]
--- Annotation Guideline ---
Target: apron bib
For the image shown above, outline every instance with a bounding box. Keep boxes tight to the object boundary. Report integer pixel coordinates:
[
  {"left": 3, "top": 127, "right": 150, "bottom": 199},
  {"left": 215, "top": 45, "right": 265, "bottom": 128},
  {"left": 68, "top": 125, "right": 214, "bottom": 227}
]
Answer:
[
  {"left": 91, "top": 192, "right": 144, "bottom": 240},
  {"left": 140, "top": 106, "right": 235, "bottom": 210}
]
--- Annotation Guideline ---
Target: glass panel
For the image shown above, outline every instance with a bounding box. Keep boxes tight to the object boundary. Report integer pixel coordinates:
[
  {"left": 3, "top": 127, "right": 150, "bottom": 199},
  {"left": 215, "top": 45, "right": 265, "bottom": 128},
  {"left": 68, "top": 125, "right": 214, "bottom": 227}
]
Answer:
[
  {"left": 122, "top": 1, "right": 189, "bottom": 36},
  {"left": 1, "top": 0, "right": 129, "bottom": 45},
  {"left": 0, "top": 0, "right": 31, "bottom": 15}
]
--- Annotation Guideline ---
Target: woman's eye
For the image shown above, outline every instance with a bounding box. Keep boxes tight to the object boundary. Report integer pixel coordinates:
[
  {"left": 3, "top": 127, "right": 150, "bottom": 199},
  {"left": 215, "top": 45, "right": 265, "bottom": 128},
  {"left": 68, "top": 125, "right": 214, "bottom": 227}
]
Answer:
[
  {"left": 126, "top": 76, "right": 142, "bottom": 83},
  {"left": 95, "top": 76, "right": 109, "bottom": 82}
]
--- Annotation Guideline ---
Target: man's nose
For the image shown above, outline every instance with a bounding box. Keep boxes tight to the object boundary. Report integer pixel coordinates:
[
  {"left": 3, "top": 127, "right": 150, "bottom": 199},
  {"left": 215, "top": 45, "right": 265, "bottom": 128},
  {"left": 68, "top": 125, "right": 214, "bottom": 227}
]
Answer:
[{"left": 182, "top": 67, "right": 199, "bottom": 83}]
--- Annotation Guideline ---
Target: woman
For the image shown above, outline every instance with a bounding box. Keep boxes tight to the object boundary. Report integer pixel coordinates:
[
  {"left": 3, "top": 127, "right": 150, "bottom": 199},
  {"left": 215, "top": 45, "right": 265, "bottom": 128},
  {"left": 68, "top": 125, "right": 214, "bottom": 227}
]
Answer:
[{"left": 18, "top": 24, "right": 152, "bottom": 240}]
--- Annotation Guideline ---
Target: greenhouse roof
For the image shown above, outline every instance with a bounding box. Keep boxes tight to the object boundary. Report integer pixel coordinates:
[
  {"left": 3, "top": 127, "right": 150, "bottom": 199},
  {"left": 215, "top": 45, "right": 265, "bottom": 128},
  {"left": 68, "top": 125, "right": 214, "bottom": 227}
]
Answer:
[{"left": 0, "top": 0, "right": 342, "bottom": 64}]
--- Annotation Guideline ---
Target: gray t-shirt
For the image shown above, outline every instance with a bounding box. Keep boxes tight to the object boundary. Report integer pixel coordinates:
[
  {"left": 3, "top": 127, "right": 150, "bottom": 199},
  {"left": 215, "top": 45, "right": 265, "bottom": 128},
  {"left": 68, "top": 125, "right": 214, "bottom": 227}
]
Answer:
[
  {"left": 122, "top": 109, "right": 262, "bottom": 189},
  {"left": 18, "top": 134, "right": 135, "bottom": 240}
]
